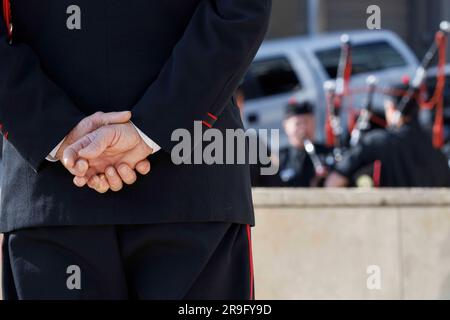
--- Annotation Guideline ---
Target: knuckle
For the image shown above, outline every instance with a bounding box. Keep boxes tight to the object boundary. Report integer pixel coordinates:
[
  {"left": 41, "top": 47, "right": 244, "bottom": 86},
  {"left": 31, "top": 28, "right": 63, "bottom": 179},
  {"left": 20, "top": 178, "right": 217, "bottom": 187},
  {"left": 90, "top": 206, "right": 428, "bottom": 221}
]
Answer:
[
  {"left": 91, "top": 112, "right": 104, "bottom": 124},
  {"left": 76, "top": 118, "right": 90, "bottom": 132}
]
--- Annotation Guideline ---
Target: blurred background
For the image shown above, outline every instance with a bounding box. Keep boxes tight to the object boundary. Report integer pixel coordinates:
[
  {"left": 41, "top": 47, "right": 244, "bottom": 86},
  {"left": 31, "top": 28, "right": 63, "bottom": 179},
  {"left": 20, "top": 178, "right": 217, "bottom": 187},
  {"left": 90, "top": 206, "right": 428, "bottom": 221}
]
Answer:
[
  {"left": 240, "top": 0, "right": 450, "bottom": 300},
  {"left": 239, "top": 0, "right": 450, "bottom": 188},
  {"left": 267, "top": 0, "right": 449, "bottom": 56},
  {"left": 2, "top": 0, "right": 450, "bottom": 300}
]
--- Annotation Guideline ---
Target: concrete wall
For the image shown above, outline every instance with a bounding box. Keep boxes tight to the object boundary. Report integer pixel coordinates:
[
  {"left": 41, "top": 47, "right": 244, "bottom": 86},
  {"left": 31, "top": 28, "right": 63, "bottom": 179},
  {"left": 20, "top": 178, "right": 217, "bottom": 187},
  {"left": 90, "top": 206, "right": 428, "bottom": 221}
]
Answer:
[
  {"left": 252, "top": 188, "right": 450, "bottom": 299},
  {"left": 2, "top": 188, "right": 450, "bottom": 300}
]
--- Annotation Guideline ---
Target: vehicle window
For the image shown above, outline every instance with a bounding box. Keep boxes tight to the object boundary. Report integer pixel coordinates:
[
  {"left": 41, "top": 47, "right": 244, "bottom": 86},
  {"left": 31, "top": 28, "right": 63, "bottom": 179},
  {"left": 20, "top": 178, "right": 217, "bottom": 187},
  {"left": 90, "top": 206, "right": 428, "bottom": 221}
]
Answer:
[
  {"left": 241, "top": 57, "right": 301, "bottom": 100},
  {"left": 315, "top": 41, "right": 407, "bottom": 79}
]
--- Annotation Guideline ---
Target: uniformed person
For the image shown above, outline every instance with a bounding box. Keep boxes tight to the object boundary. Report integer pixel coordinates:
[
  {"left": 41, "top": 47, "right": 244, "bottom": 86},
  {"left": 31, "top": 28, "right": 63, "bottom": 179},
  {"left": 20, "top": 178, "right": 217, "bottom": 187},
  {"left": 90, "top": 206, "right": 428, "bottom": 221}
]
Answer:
[
  {"left": 0, "top": 1, "right": 272, "bottom": 300},
  {"left": 326, "top": 83, "right": 450, "bottom": 188},
  {"left": 273, "top": 99, "right": 332, "bottom": 187}
]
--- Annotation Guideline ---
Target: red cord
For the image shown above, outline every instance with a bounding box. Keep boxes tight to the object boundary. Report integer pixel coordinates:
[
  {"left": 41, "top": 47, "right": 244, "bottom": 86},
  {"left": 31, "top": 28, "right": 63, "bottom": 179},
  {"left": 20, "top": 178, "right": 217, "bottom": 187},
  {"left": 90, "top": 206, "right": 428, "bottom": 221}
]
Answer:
[
  {"left": 2, "top": 0, "right": 12, "bottom": 39},
  {"left": 415, "top": 32, "right": 447, "bottom": 148},
  {"left": 373, "top": 160, "right": 382, "bottom": 188},
  {"left": 344, "top": 53, "right": 356, "bottom": 133},
  {"left": 432, "top": 32, "right": 446, "bottom": 148},
  {"left": 325, "top": 92, "right": 334, "bottom": 147}
]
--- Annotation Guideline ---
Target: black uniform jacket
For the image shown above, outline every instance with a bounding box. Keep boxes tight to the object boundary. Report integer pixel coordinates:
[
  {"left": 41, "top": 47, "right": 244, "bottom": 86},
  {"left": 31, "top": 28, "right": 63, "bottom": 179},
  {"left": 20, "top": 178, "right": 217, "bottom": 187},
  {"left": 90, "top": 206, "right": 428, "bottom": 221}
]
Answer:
[
  {"left": 0, "top": 0, "right": 271, "bottom": 232},
  {"left": 335, "top": 119, "right": 450, "bottom": 187}
]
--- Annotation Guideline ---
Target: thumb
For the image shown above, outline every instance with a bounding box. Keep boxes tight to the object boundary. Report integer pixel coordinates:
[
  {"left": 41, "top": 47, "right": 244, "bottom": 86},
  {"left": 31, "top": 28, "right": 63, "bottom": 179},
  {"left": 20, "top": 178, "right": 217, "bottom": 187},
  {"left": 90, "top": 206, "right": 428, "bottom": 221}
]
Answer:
[
  {"left": 78, "top": 126, "right": 115, "bottom": 159},
  {"left": 93, "top": 111, "right": 132, "bottom": 127},
  {"left": 65, "top": 111, "right": 131, "bottom": 146}
]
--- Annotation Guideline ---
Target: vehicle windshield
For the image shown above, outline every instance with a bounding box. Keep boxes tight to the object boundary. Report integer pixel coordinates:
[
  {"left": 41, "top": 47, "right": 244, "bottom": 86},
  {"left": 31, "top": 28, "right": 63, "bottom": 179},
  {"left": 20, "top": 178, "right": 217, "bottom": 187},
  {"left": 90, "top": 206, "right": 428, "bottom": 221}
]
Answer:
[
  {"left": 315, "top": 40, "right": 407, "bottom": 78},
  {"left": 242, "top": 57, "right": 301, "bottom": 100}
]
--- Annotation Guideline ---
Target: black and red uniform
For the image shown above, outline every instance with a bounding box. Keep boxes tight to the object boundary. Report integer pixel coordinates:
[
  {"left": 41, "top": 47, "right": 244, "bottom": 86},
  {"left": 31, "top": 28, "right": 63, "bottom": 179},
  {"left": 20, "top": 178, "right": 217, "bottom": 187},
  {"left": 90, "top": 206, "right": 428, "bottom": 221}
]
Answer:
[{"left": 0, "top": 0, "right": 271, "bottom": 299}]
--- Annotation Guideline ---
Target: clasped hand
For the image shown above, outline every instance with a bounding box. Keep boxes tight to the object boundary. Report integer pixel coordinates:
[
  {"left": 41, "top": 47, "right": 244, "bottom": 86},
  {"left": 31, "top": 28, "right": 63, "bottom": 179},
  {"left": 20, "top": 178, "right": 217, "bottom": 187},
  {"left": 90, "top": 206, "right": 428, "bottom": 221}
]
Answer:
[{"left": 55, "top": 111, "right": 153, "bottom": 193}]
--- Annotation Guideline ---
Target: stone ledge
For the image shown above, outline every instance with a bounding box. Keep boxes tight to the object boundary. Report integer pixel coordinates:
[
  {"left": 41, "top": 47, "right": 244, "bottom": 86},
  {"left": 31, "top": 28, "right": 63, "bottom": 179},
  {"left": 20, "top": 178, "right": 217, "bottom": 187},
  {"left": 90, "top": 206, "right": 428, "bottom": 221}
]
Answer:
[{"left": 252, "top": 188, "right": 450, "bottom": 208}]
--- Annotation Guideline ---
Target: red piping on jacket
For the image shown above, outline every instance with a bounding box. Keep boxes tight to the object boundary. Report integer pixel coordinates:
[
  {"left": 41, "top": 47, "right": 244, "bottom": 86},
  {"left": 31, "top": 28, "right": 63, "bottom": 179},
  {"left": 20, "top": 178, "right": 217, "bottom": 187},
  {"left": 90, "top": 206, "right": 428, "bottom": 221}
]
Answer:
[
  {"left": 207, "top": 112, "right": 218, "bottom": 121},
  {"left": 202, "top": 120, "right": 212, "bottom": 128},
  {"left": 2, "top": 0, "right": 12, "bottom": 40}
]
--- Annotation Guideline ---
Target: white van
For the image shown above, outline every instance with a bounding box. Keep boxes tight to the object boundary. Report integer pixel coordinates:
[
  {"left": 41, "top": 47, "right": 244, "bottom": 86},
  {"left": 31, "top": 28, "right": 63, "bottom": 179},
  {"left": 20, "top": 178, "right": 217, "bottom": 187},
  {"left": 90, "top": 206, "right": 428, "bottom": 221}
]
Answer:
[{"left": 241, "top": 30, "right": 419, "bottom": 148}]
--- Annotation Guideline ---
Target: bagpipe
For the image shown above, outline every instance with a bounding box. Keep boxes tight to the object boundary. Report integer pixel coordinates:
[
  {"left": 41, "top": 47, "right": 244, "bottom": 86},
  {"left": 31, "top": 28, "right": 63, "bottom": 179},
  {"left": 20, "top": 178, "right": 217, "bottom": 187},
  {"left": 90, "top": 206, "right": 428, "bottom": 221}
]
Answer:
[
  {"left": 325, "top": 34, "right": 353, "bottom": 153},
  {"left": 401, "top": 21, "right": 450, "bottom": 148},
  {"left": 349, "top": 75, "right": 379, "bottom": 147},
  {"left": 308, "top": 22, "right": 450, "bottom": 186},
  {"left": 324, "top": 22, "right": 449, "bottom": 151},
  {"left": 302, "top": 137, "right": 329, "bottom": 187}
]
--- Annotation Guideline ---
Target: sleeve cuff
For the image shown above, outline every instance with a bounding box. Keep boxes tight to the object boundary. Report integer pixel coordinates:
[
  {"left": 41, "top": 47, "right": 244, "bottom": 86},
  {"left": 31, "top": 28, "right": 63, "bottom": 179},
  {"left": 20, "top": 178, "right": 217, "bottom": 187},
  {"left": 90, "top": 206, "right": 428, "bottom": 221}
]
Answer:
[
  {"left": 46, "top": 138, "right": 65, "bottom": 162},
  {"left": 46, "top": 122, "right": 161, "bottom": 163},
  {"left": 130, "top": 122, "right": 161, "bottom": 153}
]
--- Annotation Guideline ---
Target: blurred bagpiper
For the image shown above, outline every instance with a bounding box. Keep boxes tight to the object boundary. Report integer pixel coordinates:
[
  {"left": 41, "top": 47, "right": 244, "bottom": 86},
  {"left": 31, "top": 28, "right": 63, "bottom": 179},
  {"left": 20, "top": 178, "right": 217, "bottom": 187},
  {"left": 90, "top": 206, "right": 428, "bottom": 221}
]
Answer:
[
  {"left": 273, "top": 98, "right": 333, "bottom": 187},
  {"left": 325, "top": 79, "right": 450, "bottom": 188},
  {"left": 324, "top": 21, "right": 450, "bottom": 188}
]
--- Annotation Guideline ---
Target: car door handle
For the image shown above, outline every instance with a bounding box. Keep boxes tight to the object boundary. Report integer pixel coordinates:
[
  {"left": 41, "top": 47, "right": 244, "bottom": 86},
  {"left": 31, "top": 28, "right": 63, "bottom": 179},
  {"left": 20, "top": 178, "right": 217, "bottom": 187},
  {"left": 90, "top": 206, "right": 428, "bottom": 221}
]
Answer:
[{"left": 247, "top": 113, "right": 259, "bottom": 124}]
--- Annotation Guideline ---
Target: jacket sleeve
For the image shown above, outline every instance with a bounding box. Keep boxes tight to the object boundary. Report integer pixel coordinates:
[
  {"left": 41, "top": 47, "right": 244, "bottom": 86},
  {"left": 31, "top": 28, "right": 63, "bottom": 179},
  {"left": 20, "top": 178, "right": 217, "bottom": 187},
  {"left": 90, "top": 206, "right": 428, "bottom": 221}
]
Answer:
[
  {"left": 131, "top": 0, "right": 272, "bottom": 152},
  {"left": 0, "top": 12, "right": 85, "bottom": 172}
]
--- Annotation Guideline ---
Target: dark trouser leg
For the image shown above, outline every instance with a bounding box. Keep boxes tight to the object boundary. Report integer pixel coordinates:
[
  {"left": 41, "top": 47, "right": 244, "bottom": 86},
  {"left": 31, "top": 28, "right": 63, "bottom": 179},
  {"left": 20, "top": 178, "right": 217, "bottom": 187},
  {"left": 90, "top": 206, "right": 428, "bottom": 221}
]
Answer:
[
  {"left": 183, "top": 223, "right": 254, "bottom": 300},
  {"left": 2, "top": 233, "right": 18, "bottom": 300},
  {"left": 2, "top": 226, "right": 128, "bottom": 300},
  {"left": 120, "top": 223, "right": 254, "bottom": 300}
]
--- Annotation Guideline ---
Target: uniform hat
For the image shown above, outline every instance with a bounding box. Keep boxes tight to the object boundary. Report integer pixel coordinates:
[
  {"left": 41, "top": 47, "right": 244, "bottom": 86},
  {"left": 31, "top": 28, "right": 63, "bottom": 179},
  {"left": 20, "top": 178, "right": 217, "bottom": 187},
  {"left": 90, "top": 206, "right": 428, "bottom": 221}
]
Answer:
[{"left": 285, "top": 98, "right": 314, "bottom": 118}]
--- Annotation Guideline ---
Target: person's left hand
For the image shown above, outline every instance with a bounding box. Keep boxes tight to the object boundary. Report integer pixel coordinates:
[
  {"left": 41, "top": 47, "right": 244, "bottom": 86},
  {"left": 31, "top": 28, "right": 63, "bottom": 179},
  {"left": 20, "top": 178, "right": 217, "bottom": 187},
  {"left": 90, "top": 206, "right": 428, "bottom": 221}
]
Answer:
[{"left": 62, "top": 122, "right": 153, "bottom": 193}]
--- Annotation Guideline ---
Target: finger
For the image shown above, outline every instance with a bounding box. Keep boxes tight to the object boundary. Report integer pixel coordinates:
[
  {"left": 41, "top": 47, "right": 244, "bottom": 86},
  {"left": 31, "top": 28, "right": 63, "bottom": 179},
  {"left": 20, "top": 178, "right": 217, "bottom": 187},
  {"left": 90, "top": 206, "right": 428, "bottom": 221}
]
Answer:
[
  {"left": 117, "top": 164, "right": 137, "bottom": 185},
  {"left": 79, "top": 167, "right": 99, "bottom": 184},
  {"left": 78, "top": 127, "right": 114, "bottom": 160},
  {"left": 87, "top": 175, "right": 101, "bottom": 190},
  {"left": 73, "top": 163, "right": 98, "bottom": 188},
  {"left": 135, "top": 160, "right": 151, "bottom": 175},
  {"left": 62, "top": 134, "right": 96, "bottom": 170},
  {"left": 73, "top": 176, "right": 88, "bottom": 188},
  {"left": 97, "top": 174, "right": 110, "bottom": 193},
  {"left": 73, "top": 159, "right": 89, "bottom": 177},
  {"left": 105, "top": 166, "right": 123, "bottom": 192},
  {"left": 88, "top": 174, "right": 109, "bottom": 194}
]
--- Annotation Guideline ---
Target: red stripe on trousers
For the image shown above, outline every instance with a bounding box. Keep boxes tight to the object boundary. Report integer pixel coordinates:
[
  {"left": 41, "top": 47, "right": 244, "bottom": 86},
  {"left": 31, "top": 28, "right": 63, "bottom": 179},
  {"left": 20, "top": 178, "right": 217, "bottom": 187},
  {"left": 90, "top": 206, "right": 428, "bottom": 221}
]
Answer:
[{"left": 246, "top": 224, "right": 254, "bottom": 300}]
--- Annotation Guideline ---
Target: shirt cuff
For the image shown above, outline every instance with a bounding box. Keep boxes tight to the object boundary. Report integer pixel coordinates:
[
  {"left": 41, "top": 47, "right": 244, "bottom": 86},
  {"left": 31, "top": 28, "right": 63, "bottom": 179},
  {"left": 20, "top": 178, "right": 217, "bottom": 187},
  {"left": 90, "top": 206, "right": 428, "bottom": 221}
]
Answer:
[
  {"left": 46, "top": 122, "right": 161, "bottom": 162},
  {"left": 46, "top": 138, "right": 65, "bottom": 162},
  {"left": 131, "top": 122, "right": 161, "bottom": 153}
]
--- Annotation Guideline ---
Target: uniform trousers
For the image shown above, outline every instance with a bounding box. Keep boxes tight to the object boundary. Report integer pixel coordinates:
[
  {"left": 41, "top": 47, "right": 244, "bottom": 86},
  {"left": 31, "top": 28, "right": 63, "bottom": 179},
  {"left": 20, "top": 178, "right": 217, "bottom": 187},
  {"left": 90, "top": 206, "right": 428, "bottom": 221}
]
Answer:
[{"left": 1, "top": 222, "right": 254, "bottom": 300}]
